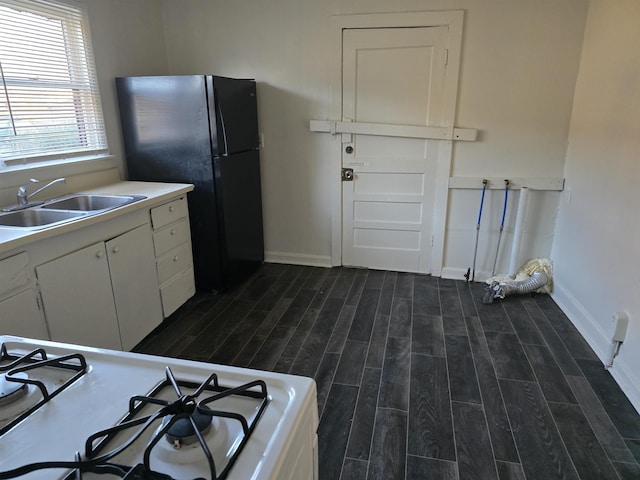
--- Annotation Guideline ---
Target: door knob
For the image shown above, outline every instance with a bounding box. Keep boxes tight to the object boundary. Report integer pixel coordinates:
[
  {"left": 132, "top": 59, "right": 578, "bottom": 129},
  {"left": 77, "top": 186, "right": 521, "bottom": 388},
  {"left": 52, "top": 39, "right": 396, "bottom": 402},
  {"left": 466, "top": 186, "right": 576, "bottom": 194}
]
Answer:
[{"left": 342, "top": 168, "right": 354, "bottom": 181}]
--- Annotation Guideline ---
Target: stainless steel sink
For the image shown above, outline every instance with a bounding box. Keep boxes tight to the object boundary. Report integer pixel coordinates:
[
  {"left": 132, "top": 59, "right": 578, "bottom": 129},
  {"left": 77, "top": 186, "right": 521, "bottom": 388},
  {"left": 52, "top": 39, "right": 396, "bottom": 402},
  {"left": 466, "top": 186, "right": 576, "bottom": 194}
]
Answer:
[
  {"left": 0, "top": 209, "right": 87, "bottom": 228},
  {"left": 0, "top": 193, "right": 146, "bottom": 229},
  {"left": 41, "top": 194, "right": 146, "bottom": 212}
]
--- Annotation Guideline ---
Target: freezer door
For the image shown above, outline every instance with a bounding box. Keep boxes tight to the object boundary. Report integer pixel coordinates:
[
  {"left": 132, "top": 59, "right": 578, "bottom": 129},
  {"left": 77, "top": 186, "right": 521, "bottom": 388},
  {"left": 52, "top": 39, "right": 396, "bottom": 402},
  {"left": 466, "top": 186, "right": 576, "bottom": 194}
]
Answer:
[
  {"left": 116, "top": 75, "right": 214, "bottom": 182},
  {"left": 208, "top": 76, "right": 259, "bottom": 156}
]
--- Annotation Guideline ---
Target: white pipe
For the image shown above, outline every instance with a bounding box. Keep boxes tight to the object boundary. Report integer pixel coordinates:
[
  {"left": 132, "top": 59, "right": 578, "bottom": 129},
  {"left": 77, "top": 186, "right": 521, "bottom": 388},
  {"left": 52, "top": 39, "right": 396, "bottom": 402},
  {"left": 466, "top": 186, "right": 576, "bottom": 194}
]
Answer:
[{"left": 508, "top": 187, "right": 530, "bottom": 273}]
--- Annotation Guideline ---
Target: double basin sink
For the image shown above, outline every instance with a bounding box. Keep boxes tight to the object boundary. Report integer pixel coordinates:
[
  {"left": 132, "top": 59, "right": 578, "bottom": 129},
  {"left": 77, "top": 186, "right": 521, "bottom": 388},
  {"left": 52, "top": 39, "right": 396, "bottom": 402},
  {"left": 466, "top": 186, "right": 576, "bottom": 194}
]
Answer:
[{"left": 0, "top": 194, "right": 146, "bottom": 229}]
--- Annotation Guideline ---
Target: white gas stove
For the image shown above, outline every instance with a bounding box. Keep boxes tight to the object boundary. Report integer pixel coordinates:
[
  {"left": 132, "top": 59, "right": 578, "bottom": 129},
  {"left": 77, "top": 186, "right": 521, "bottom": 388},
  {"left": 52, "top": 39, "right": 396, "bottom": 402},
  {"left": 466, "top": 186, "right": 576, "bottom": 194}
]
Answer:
[{"left": 0, "top": 335, "right": 318, "bottom": 480}]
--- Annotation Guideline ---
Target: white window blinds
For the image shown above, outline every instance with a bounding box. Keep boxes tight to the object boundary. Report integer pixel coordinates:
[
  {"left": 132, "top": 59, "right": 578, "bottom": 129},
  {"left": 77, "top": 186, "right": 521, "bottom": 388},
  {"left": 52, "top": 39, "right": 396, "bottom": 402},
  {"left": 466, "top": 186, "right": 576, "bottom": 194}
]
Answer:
[{"left": 0, "top": 0, "right": 108, "bottom": 166}]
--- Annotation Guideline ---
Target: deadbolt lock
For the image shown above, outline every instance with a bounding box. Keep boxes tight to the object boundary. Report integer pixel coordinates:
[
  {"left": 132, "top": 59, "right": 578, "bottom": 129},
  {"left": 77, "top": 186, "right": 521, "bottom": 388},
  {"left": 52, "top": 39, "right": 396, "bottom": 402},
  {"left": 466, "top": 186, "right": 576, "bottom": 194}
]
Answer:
[
  {"left": 342, "top": 168, "right": 354, "bottom": 181},
  {"left": 345, "top": 145, "right": 354, "bottom": 154}
]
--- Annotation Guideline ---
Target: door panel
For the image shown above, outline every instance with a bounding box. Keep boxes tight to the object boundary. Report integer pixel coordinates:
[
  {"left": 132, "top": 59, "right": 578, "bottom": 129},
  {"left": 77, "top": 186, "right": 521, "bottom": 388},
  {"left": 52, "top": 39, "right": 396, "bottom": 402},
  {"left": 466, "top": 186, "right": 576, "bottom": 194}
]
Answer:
[{"left": 341, "top": 27, "right": 447, "bottom": 273}]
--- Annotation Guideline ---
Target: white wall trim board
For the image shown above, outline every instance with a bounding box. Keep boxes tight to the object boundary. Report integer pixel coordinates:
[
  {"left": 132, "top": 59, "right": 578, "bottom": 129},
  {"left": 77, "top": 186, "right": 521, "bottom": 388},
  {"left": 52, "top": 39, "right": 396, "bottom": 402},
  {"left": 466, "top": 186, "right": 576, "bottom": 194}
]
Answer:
[
  {"left": 264, "top": 251, "right": 332, "bottom": 268},
  {"left": 309, "top": 120, "right": 478, "bottom": 142},
  {"left": 449, "top": 177, "right": 565, "bottom": 191},
  {"left": 552, "top": 279, "right": 640, "bottom": 414},
  {"left": 326, "top": 10, "right": 464, "bottom": 274},
  {"left": 443, "top": 266, "right": 474, "bottom": 282},
  {"left": 441, "top": 266, "right": 495, "bottom": 283},
  {"left": 552, "top": 279, "right": 610, "bottom": 360}
]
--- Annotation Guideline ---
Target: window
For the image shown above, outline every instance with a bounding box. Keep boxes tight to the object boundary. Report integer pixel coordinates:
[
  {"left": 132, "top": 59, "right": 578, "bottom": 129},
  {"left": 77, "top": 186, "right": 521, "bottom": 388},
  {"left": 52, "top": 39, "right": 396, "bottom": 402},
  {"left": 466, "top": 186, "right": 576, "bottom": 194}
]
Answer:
[{"left": 0, "top": 0, "right": 108, "bottom": 168}]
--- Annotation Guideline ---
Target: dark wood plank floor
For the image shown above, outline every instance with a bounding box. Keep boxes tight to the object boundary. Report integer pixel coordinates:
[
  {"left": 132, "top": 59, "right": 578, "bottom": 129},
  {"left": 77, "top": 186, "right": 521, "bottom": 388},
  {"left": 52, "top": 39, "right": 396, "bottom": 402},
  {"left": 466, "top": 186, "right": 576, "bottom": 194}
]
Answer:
[{"left": 134, "top": 264, "right": 640, "bottom": 480}]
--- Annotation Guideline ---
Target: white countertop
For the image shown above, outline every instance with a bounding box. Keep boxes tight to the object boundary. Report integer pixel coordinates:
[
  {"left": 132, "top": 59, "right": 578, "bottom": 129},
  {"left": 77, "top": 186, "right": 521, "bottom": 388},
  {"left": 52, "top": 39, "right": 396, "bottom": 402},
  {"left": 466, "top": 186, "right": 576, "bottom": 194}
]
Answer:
[{"left": 0, "top": 181, "right": 194, "bottom": 256}]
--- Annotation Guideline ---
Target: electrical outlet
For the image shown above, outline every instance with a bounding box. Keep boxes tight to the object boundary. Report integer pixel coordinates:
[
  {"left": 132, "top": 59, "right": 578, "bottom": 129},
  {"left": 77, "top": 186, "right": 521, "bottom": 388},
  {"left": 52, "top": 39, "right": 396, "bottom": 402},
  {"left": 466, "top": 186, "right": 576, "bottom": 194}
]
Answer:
[{"left": 612, "top": 312, "right": 629, "bottom": 342}]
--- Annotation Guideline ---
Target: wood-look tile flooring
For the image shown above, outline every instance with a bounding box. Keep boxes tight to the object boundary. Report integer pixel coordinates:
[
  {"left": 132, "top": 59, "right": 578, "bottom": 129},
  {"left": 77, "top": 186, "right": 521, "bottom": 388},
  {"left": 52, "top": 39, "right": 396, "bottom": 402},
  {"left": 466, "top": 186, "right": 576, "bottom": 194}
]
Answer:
[{"left": 135, "top": 264, "right": 640, "bottom": 480}]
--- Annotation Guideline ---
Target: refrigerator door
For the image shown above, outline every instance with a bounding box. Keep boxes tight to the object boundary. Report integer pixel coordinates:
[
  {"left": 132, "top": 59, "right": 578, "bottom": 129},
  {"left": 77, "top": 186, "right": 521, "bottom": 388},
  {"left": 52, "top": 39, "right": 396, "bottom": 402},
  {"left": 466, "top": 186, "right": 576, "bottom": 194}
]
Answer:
[
  {"left": 214, "top": 149, "right": 264, "bottom": 282},
  {"left": 208, "top": 76, "right": 259, "bottom": 156}
]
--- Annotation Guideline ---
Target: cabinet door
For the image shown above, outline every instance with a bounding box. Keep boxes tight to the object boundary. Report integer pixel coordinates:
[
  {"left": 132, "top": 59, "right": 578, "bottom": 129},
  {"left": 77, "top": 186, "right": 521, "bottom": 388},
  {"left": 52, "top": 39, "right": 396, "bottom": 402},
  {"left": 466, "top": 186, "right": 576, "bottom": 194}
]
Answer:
[
  {"left": 0, "top": 289, "right": 48, "bottom": 340},
  {"left": 106, "top": 224, "right": 162, "bottom": 351},
  {"left": 36, "top": 242, "right": 122, "bottom": 350}
]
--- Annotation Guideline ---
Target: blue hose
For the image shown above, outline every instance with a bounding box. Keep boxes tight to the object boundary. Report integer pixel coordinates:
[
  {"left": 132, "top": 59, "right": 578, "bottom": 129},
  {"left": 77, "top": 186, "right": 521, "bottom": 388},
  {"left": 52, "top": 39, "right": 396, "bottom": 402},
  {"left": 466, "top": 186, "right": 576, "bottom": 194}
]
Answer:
[
  {"left": 500, "top": 184, "right": 508, "bottom": 228},
  {"left": 477, "top": 182, "right": 487, "bottom": 227}
]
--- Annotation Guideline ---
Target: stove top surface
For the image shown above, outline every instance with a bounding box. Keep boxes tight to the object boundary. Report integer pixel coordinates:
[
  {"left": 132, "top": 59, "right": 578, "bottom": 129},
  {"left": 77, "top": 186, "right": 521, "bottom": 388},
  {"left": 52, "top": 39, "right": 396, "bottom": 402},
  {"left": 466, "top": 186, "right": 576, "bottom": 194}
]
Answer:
[{"left": 0, "top": 335, "right": 317, "bottom": 480}]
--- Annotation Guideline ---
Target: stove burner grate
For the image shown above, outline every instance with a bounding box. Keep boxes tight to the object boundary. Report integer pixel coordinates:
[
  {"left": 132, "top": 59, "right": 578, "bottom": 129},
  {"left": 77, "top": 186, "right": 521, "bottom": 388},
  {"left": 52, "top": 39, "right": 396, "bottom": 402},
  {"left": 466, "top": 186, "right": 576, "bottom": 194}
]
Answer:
[
  {"left": 0, "top": 343, "right": 88, "bottom": 436},
  {"left": 84, "top": 367, "right": 267, "bottom": 480},
  {"left": 0, "top": 367, "right": 269, "bottom": 480}
]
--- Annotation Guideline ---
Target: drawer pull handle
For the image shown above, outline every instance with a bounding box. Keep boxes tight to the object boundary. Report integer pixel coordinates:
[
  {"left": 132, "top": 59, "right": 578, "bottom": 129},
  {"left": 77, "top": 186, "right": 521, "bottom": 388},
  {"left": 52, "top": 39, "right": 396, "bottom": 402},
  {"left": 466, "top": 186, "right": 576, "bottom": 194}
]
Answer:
[
  {"left": 173, "top": 256, "right": 179, "bottom": 262},
  {"left": 96, "top": 251, "right": 104, "bottom": 258}
]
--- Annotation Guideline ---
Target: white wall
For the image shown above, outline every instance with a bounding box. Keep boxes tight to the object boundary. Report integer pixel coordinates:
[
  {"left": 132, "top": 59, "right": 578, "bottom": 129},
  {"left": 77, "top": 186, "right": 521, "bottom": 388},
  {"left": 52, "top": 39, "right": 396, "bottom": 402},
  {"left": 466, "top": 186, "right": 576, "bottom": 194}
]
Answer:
[
  {"left": 159, "top": 0, "right": 587, "bottom": 272},
  {"left": 85, "top": 0, "right": 169, "bottom": 180},
  {"left": 551, "top": 0, "right": 640, "bottom": 411}
]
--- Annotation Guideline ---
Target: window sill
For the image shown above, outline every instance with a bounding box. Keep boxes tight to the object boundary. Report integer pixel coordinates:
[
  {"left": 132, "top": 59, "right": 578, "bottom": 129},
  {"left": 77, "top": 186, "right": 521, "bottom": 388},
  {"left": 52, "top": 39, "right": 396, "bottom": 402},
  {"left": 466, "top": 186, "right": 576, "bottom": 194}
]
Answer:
[{"left": 0, "top": 155, "right": 118, "bottom": 187}]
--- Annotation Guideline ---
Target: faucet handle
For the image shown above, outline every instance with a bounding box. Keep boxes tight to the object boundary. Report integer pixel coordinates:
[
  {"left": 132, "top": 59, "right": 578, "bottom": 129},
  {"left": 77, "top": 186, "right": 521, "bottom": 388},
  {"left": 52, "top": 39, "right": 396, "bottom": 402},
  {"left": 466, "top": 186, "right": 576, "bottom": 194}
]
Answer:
[
  {"left": 19, "top": 178, "right": 39, "bottom": 191},
  {"left": 18, "top": 178, "right": 37, "bottom": 194},
  {"left": 16, "top": 179, "right": 40, "bottom": 207}
]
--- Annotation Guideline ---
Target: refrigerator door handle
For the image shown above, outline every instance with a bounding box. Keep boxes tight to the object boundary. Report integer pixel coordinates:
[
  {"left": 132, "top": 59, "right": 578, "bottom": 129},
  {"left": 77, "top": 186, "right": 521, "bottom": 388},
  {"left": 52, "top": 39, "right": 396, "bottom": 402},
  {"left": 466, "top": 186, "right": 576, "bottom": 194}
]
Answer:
[{"left": 218, "top": 101, "right": 230, "bottom": 156}]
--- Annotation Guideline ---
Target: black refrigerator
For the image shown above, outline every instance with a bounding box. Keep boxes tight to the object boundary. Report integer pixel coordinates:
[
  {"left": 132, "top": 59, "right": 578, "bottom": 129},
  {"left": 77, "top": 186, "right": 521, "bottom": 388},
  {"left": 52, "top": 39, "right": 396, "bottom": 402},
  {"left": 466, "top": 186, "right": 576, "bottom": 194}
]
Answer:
[{"left": 115, "top": 75, "right": 264, "bottom": 292}]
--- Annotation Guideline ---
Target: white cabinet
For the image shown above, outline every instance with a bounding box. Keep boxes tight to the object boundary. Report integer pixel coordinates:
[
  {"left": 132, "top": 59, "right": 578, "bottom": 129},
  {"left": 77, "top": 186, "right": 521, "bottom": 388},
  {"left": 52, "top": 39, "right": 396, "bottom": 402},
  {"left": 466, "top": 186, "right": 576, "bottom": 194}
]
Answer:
[
  {"left": 36, "top": 224, "right": 162, "bottom": 350},
  {"left": 0, "top": 252, "right": 47, "bottom": 339},
  {"left": 106, "top": 224, "right": 162, "bottom": 350},
  {"left": 36, "top": 242, "right": 121, "bottom": 349},
  {"left": 0, "top": 185, "right": 195, "bottom": 350},
  {"left": 150, "top": 196, "right": 195, "bottom": 317}
]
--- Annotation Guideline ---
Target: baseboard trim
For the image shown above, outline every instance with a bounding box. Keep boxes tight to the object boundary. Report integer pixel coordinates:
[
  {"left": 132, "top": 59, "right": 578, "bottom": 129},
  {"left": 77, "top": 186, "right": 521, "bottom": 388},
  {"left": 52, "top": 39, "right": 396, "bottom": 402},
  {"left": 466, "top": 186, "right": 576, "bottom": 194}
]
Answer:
[
  {"left": 441, "top": 266, "right": 491, "bottom": 283},
  {"left": 552, "top": 278, "right": 640, "bottom": 414},
  {"left": 265, "top": 251, "right": 333, "bottom": 268}
]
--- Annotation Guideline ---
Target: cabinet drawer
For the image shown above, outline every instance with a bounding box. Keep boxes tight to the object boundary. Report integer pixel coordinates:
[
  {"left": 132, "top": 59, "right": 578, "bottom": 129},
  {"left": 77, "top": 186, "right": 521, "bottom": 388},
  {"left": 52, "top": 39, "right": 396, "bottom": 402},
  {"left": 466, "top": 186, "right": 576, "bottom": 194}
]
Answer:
[
  {"left": 160, "top": 266, "right": 195, "bottom": 317},
  {"left": 150, "top": 197, "right": 188, "bottom": 230},
  {"left": 157, "top": 242, "right": 193, "bottom": 285},
  {"left": 152, "top": 218, "right": 190, "bottom": 256},
  {"left": 0, "top": 252, "right": 30, "bottom": 297}
]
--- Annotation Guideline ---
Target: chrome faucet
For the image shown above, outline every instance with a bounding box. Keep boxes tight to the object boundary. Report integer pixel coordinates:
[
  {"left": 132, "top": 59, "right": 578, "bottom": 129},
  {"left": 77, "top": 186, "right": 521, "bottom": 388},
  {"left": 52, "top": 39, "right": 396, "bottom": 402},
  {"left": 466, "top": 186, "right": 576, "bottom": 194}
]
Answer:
[{"left": 16, "top": 177, "right": 66, "bottom": 207}]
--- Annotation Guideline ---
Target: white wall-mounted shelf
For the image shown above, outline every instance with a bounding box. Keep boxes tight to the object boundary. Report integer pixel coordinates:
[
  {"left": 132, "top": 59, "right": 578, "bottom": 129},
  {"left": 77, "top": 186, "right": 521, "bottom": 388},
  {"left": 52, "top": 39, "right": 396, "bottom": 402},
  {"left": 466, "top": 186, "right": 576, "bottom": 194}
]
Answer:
[
  {"left": 448, "top": 177, "right": 565, "bottom": 191},
  {"left": 310, "top": 120, "right": 478, "bottom": 141}
]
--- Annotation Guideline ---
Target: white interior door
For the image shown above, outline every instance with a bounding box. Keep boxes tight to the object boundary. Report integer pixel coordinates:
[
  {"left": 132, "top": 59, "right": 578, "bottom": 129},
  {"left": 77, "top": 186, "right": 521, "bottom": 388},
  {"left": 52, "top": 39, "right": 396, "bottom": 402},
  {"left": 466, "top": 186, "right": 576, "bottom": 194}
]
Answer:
[{"left": 341, "top": 26, "right": 448, "bottom": 273}]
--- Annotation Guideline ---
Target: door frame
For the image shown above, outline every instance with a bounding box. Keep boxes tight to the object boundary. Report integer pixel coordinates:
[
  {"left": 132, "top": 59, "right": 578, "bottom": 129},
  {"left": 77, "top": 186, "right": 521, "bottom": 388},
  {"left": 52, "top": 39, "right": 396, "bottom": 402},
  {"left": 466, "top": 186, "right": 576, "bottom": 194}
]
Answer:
[{"left": 328, "top": 11, "right": 464, "bottom": 276}]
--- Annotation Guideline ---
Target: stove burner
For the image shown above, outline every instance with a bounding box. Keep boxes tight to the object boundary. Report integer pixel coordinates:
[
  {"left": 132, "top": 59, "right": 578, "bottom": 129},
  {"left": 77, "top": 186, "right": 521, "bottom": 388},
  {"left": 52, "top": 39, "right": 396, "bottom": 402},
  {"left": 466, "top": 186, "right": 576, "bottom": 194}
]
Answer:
[
  {"left": 163, "top": 405, "right": 213, "bottom": 446},
  {"left": 0, "top": 343, "right": 88, "bottom": 437},
  {"left": 0, "top": 372, "right": 28, "bottom": 407}
]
